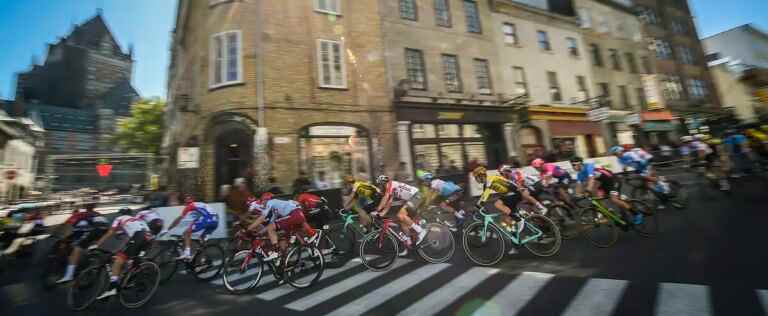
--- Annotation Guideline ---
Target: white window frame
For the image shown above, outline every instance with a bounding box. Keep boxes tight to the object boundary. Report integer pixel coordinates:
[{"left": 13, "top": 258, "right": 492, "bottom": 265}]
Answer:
[
  {"left": 314, "top": 0, "right": 342, "bottom": 15},
  {"left": 502, "top": 23, "right": 518, "bottom": 45},
  {"left": 209, "top": 30, "right": 243, "bottom": 89},
  {"left": 316, "top": 39, "right": 348, "bottom": 89},
  {"left": 209, "top": 0, "right": 232, "bottom": 7}
]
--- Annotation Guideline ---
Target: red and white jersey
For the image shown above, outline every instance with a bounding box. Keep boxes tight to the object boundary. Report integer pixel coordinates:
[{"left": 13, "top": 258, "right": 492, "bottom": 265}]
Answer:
[
  {"left": 111, "top": 215, "right": 149, "bottom": 236},
  {"left": 136, "top": 210, "right": 161, "bottom": 223},
  {"left": 386, "top": 181, "right": 419, "bottom": 201}
]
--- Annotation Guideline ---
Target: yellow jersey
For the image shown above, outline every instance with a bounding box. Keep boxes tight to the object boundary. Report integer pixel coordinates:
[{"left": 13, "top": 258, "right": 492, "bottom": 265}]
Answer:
[
  {"left": 353, "top": 181, "right": 379, "bottom": 200},
  {"left": 479, "top": 175, "right": 517, "bottom": 203}
]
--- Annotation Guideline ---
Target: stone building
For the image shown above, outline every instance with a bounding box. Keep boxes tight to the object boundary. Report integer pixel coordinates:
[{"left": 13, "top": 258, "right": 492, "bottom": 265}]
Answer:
[
  {"left": 12, "top": 13, "right": 139, "bottom": 156},
  {"left": 164, "top": 0, "right": 395, "bottom": 199}
]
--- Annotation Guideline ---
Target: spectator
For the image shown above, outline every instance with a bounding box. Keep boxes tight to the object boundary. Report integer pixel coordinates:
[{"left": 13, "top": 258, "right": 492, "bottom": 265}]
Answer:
[
  {"left": 223, "top": 178, "right": 254, "bottom": 222},
  {"left": 314, "top": 171, "right": 332, "bottom": 190},
  {"left": 447, "top": 160, "right": 461, "bottom": 174},
  {"left": 394, "top": 161, "right": 411, "bottom": 182},
  {"left": 266, "top": 176, "right": 284, "bottom": 195},
  {"left": 292, "top": 171, "right": 313, "bottom": 194}
]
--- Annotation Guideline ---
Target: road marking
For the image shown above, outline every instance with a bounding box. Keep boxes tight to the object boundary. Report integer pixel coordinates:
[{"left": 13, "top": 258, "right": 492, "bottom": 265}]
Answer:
[
  {"left": 397, "top": 267, "right": 499, "bottom": 316},
  {"left": 756, "top": 289, "right": 768, "bottom": 314},
  {"left": 211, "top": 263, "right": 263, "bottom": 286},
  {"left": 655, "top": 283, "right": 711, "bottom": 316},
  {"left": 284, "top": 260, "right": 410, "bottom": 311},
  {"left": 325, "top": 263, "right": 451, "bottom": 316},
  {"left": 472, "top": 271, "right": 554, "bottom": 316},
  {"left": 562, "top": 278, "right": 628, "bottom": 316},
  {"left": 256, "top": 259, "right": 363, "bottom": 300}
]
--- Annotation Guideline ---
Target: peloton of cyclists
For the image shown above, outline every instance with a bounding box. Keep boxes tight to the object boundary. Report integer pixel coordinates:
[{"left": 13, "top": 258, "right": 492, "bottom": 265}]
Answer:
[
  {"left": 418, "top": 172, "right": 467, "bottom": 231},
  {"left": 374, "top": 175, "right": 427, "bottom": 248},
  {"left": 530, "top": 158, "right": 576, "bottom": 209},
  {"left": 56, "top": 200, "right": 110, "bottom": 284},
  {"left": 165, "top": 196, "right": 220, "bottom": 260},
  {"left": 570, "top": 156, "right": 642, "bottom": 225},
  {"left": 246, "top": 193, "right": 318, "bottom": 261}
]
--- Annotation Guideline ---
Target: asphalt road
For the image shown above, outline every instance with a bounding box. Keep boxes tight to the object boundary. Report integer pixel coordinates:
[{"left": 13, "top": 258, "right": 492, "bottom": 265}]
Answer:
[{"left": 2, "top": 169, "right": 768, "bottom": 316}]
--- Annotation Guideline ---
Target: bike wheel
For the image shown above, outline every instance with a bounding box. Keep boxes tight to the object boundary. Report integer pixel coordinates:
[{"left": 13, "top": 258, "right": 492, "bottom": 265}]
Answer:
[
  {"left": 323, "top": 224, "right": 355, "bottom": 269},
  {"left": 462, "top": 221, "right": 505, "bottom": 266},
  {"left": 191, "top": 244, "right": 225, "bottom": 281},
  {"left": 67, "top": 265, "right": 107, "bottom": 311},
  {"left": 154, "top": 244, "right": 179, "bottom": 284},
  {"left": 560, "top": 207, "right": 587, "bottom": 240},
  {"left": 359, "top": 230, "right": 399, "bottom": 272},
  {"left": 668, "top": 180, "right": 689, "bottom": 209},
  {"left": 416, "top": 223, "right": 455, "bottom": 264},
  {"left": 284, "top": 245, "right": 325, "bottom": 289},
  {"left": 582, "top": 208, "right": 620, "bottom": 248},
  {"left": 222, "top": 250, "right": 264, "bottom": 294},
  {"left": 630, "top": 200, "right": 660, "bottom": 237},
  {"left": 119, "top": 261, "right": 161, "bottom": 309},
  {"left": 521, "top": 214, "right": 562, "bottom": 257},
  {"left": 422, "top": 206, "right": 457, "bottom": 229}
]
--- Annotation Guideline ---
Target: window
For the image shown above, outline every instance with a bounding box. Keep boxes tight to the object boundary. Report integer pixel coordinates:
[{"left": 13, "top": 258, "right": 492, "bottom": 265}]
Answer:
[
  {"left": 705, "top": 53, "right": 721, "bottom": 62},
  {"left": 315, "top": 0, "right": 341, "bottom": 15},
  {"left": 473, "top": 58, "right": 492, "bottom": 94},
  {"left": 502, "top": 23, "right": 518, "bottom": 45},
  {"left": 400, "top": 0, "right": 417, "bottom": 21},
  {"left": 590, "top": 44, "right": 603, "bottom": 67},
  {"left": 210, "top": 31, "right": 242, "bottom": 88},
  {"left": 578, "top": 8, "right": 592, "bottom": 28},
  {"left": 688, "top": 79, "right": 708, "bottom": 99},
  {"left": 625, "top": 52, "right": 638, "bottom": 73},
  {"left": 596, "top": 15, "right": 610, "bottom": 33},
  {"left": 661, "top": 75, "right": 684, "bottom": 100},
  {"left": 538, "top": 31, "right": 551, "bottom": 51},
  {"left": 405, "top": 48, "right": 427, "bottom": 90},
  {"left": 598, "top": 82, "right": 611, "bottom": 107},
  {"left": 637, "top": 6, "right": 658, "bottom": 25},
  {"left": 654, "top": 40, "right": 672, "bottom": 59},
  {"left": 547, "top": 71, "right": 562, "bottom": 102},
  {"left": 209, "top": 0, "right": 232, "bottom": 6},
  {"left": 566, "top": 37, "right": 579, "bottom": 57},
  {"left": 636, "top": 87, "right": 646, "bottom": 107},
  {"left": 671, "top": 19, "right": 688, "bottom": 34},
  {"left": 463, "top": 1, "right": 481, "bottom": 33},
  {"left": 618, "top": 85, "right": 630, "bottom": 109},
  {"left": 441, "top": 54, "right": 462, "bottom": 93},
  {"left": 576, "top": 75, "right": 589, "bottom": 99},
  {"left": 678, "top": 46, "right": 695, "bottom": 64},
  {"left": 411, "top": 124, "right": 487, "bottom": 175},
  {"left": 641, "top": 56, "right": 652, "bottom": 73},
  {"left": 317, "top": 40, "right": 347, "bottom": 88},
  {"left": 434, "top": 0, "right": 451, "bottom": 27},
  {"left": 512, "top": 66, "right": 527, "bottom": 95},
  {"left": 609, "top": 49, "right": 622, "bottom": 71}
]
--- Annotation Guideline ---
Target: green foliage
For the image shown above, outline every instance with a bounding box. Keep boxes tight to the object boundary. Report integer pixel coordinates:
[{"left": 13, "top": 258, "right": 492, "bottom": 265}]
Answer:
[{"left": 113, "top": 98, "right": 165, "bottom": 154}]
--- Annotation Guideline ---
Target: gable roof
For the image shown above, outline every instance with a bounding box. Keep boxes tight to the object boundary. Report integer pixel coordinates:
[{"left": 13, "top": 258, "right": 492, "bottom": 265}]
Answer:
[{"left": 67, "top": 14, "right": 130, "bottom": 60}]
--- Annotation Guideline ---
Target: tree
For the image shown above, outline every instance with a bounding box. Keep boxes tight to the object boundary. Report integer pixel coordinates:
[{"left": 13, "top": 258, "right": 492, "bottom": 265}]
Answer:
[{"left": 113, "top": 98, "right": 165, "bottom": 154}]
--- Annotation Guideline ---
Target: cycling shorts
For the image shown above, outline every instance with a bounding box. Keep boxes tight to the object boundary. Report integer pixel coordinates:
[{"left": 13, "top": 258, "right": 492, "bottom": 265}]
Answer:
[
  {"left": 553, "top": 174, "right": 572, "bottom": 188},
  {"left": 275, "top": 209, "right": 307, "bottom": 232},
  {"left": 596, "top": 177, "right": 618, "bottom": 196},
  {"left": 499, "top": 193, "right": 522, "bottom": 211},
  {"left": 71, "top": 229, "right": 106, "bottom": 248},
  {"left": 117, "top": 231, "right": 152, "bottom": 260},
  {"left": 186, "top": 215, "right": 219, "bottom": 236}
]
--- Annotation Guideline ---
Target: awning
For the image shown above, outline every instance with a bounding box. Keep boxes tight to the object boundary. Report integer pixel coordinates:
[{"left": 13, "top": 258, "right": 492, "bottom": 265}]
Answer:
[
  {"left": 642, "top": 111, "right": 675, "bottom": 121},
  {"left": 548, "top": 121, "right": 602, "bottom": 136},
  {"left": 642, "top": 121, "right": 675, "bottom": 131}
]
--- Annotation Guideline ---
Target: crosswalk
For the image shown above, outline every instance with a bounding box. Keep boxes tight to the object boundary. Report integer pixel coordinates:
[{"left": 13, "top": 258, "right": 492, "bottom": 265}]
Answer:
[{"left": 197, "top": 259, "right": 767, "bottom": 316}]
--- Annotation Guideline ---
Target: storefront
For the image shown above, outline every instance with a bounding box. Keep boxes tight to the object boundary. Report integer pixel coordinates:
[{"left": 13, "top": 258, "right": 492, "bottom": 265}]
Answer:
[
  {"left": 641, "top": 111, "right": 677, "bottom": 145},
  {"left": 528, "top": 106, "right": 605, "bottom": 160},
  {"left": 298, "top": 124, "right": 372, "bottom": 188},
  {"left": 396, "top": 103, "right": 515, "bottom": 180}
]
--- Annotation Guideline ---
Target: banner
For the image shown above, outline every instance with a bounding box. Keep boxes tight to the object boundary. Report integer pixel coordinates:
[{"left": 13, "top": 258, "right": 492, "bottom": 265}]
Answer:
[
  {"left": 642, "top": 75, "right": 666, "bottom": 110},
  {"left": 153, "top": 203, "right": 228, "bottom": 240}
]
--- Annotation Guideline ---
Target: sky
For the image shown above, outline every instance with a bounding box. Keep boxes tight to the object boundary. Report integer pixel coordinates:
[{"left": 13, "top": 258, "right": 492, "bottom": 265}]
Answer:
[{"left": 0, "top": 0, "right": 765, "bottom": 101}]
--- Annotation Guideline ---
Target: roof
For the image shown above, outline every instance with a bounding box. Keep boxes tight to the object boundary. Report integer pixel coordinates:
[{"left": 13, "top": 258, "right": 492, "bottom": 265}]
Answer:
[
  {"left": 702, "top": 23, "right": 768, "bottom": 42},
  {"left": 66, "top": 14, "right": 130, "bottom": 59},
  {"left": 100, "top": 80, "right": 139, "bottom": 116}
]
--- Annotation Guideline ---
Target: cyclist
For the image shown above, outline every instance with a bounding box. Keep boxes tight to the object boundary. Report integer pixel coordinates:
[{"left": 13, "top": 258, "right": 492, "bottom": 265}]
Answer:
[
  {"left": 135, "top": 208, "right": 165, "bottom": 236},
  {"left": 165, "top": 196, "right": 219, "bottom": 260},
  {"left": 92, "top": 207, "right": 153, "bottom": 299},
  {"left": 419, "top": 172, "right": 466, "bottom": 230},
  {"left": 247, "top": 194, "right": 318, "bottom": 261},
  {"left": 374, "top": 175, "right": 427, "bottom": 247},
  {"left": 472, "top": 166, "right": 546, "bottom": 253},
  {"left": 530, "top": 158, "right": 575, "bottom": 208},
  {"left": 571, "top": 157, "right": 641, "bottom": 224},
  {"left": 55, "top": 202, "right": 110, "bottom": 283},
  {"left": 342, "top": 176, "right": 381, "bottom": 227}
]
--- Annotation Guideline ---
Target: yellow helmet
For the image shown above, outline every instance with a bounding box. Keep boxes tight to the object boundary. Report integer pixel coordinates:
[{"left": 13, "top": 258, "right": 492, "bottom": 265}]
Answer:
[
  {"left": 342, "top": 175, "right": 355, "bottom": 184},
  {"left": 472, "top": 166, "right": 487, "bottom": 178}
]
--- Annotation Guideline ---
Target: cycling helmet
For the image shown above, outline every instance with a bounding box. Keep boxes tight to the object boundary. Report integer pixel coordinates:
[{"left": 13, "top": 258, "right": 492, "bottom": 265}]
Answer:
[
  {"left": 260, "top": 192, "right": 274, "bottom": 202},
  {"left": 498, "top": 165, "right": 514, "bottom": 174},
  {"left": 570, "top": 156, "right": 584, "bottom": 164},
  {"left": 118, "top": 207, "right": 133, "bottom": 216},
  {"left": 472, "top": 166, "right": 487, "bottom": 179},
  {"left": 609, "top": 146, "right": 624, "bottom": 155},
  {"left": 375, "top": 175, "right": 390, "bottom": 185},
  {"left": 420, "top": 172, "right": 434, "bottom": 182},
  {"left": 343, "top": 175, "right": 355, "bottom": 184},
  {"left": 184, "top": 195, "right": 195, "bottom": 204},
  {"left": 531, "top": 158, "right": 545, "bottom": 168},
  {"left": 148, "top": 218, "right": 164, "bottom": 235},
  {"left": 680, "top": 135, "right": 693, "bottom": 143}
]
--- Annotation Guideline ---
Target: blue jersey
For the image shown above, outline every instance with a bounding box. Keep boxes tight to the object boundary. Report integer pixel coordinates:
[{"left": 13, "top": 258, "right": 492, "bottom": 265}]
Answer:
[
  {"left": 724, "top": 134, "right": 747, "bottom": 154},
  {"left": 430, "top": 179, "right": 461, "bottom": 197},
  {"left": 619, "top": 149, "right": 652, "bottom": 172},
  {"left": 576, "top": 163, "right": 614, "bottom": 184}
]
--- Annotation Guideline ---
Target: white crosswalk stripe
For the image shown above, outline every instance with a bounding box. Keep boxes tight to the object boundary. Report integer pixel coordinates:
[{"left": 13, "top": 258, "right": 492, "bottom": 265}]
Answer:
[
  {"left": 255, "top": 259, "right": 364, "bottom": 300},
  {"left": 655, "top": 282, "right": 712, "bottom": 316},
  {"left": 472, "top": 271, "right": 554, "bottom": 316},
  {"left": 397, "top": 267, "right": 499, "bottom": 316},
  {"left": 562, "top": 278, "right": 628, "bottom": 316}
]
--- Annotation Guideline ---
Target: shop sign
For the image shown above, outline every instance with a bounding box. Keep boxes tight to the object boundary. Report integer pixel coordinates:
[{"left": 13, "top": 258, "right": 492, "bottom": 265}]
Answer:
[
  {"left": 437, "top": 112, "right": 464, "bottom": 120},
  {"left": 178, "top": 147, "right": 200, "bottom": 169},
  {"left": 625, "top": 113, "right": 641, "bottom": 125},
  {"left": 587, "top": 107, "right": 610, "bottom": 121},
  {"left": 642, "top": 74, "right": 666, "bottom": 110},
  {"left": 273, "top": 137, "right": 292, "bottom": 144},
  {"left": 308, "top": 126, "right": 356, "bottom": 137}
]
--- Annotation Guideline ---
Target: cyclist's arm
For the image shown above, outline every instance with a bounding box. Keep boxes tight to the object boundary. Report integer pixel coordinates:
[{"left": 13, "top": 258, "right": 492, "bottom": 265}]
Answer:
[
  {"left": 247, "top": 215, "right": 267, "bottom": 231},
  {"left": 343, "top": 192, "right": 359, "bottom": 211},
  {"left": 478, "top": 185, "right": 492, "bottom": 205},
  {"left": 520, "top": 187, "right": 540, "bottom": 205},
  {"left": 376, "top": 187, "right": 392, "bottom": 215},
  {"left": 586, "top": 177, "right": 597, "bottom": 194}
]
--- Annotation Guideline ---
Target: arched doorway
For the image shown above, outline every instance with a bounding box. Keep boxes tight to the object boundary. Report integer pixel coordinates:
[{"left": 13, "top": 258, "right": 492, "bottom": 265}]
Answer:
[
  {"left": 298, "top": 123, "right": 372, "bottom": 188},
  {"left": 209, "top": 113, "right": 256, "bottom": 192}
]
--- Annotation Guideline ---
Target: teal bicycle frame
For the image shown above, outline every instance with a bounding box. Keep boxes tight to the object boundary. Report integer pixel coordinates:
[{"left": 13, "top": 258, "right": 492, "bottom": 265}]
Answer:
[
  {"left": 336, "top": 210, "right": 367, "bottom": 240},
  {"left": 473, "top": 207, "right": 544, "bottom": 245}
]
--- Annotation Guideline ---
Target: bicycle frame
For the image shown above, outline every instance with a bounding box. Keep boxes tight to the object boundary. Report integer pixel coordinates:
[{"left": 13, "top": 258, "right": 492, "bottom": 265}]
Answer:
[
  {"left": 588, "top": 198, "right": 627, "bottom": 226},
  {"left": 473, "top": 207, "right": 543, "bottom": 246}
]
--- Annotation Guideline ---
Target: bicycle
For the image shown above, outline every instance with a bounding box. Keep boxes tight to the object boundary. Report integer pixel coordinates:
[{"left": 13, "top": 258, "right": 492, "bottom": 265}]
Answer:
[
  {"left": 623, "top": 173, "right": 688, "bottom": 210},
  {"left": 67, "top": 248, "right": 161, "bottom": 311},
  {"left": 323, "top": 209, "right": 372, "bottom": 268},
  {"left": 359, "top": 215, "right": 455, "bottom": 271},
  {"left": 222, "top": 227, "right": 324, "bottom": 294},
  {"left": 462, "top": 205, "right": 561, "bottom": 266},
  {"left": 525, "top": 180, "right": 579, "bottom": 240},
  {"left": 570, "top": 195, "right": 658, "bottom": 248},
  {"left": 40, "top": 235, "right": 102, "bottom": 290},
  {"left": 152, "top": 234, "right": 225, "bottom": 283}
]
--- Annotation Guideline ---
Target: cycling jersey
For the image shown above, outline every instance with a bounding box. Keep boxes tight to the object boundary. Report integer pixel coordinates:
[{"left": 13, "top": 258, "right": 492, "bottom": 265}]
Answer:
[
  {"left": 261, "top": 199, "right": 302, "bottom": 223},
  {"left": 575, "top": 163, "right": 616, "bottom": 192},
  {"left": 66, "top": 211, "right": 109, "bottom": 232},
  {"left": 352, "top": 181, "right": 379, "bottom": 200},
  {"left": 111, "top": 215, "right": 150, "bottom": 236},
  {"left": 480, "top": 175, "right": 518, "bottom": 203},
  {"left": 430, "top": 179, "right": 462, "bottom": 197},
  {"left": 619, "top": 149, "right": 653, "bottom": 173},
  {"left": 725, "top": 134, "right": 747, "bottom": 155},
  {"left": 296, "top": 193, "right": 323, "bottom": 211},
  {"left": 541, "top": 163, "right": 569, "bottom": 178},
  {"left": 386, "top": 181, "right": 420, "bottom": 201},
  {"left": 136, "top": 209, "right": 161, "bottom": 223},
  {"left": 181, "top": 202, "right": 218, "bottom": 220}
]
